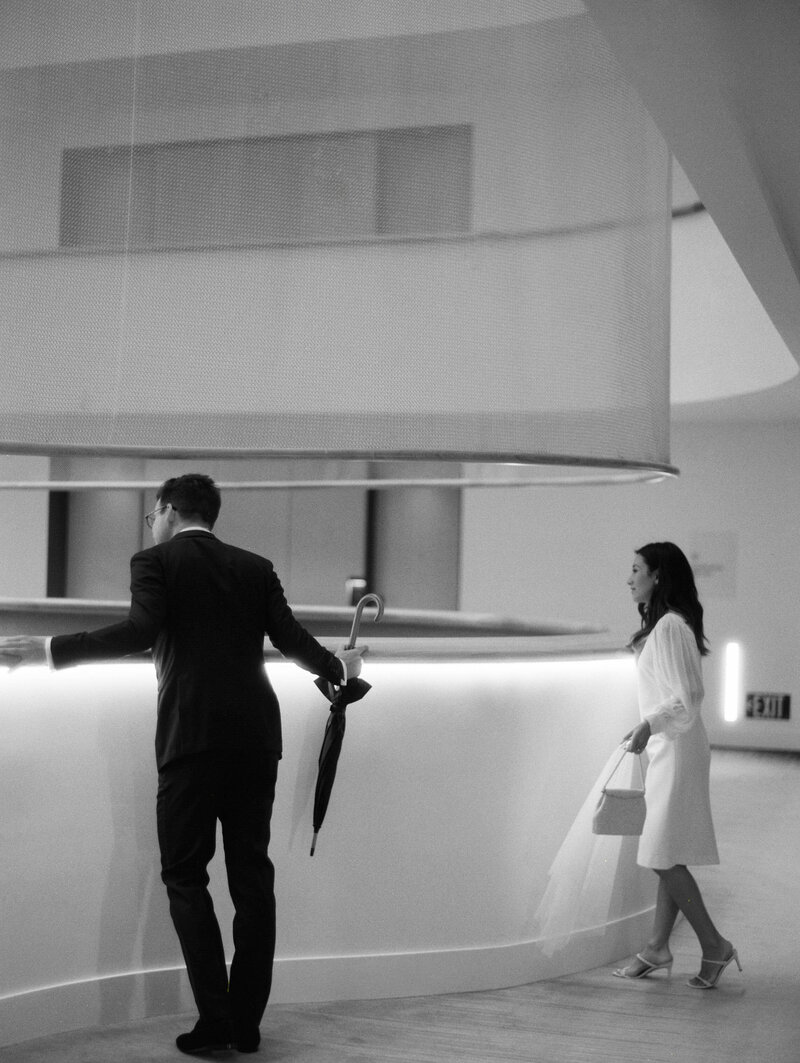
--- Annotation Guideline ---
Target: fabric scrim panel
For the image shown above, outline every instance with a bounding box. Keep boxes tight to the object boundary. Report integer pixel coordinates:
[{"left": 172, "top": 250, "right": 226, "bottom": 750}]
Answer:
[{"left": 0, "top": 2, "right": 671, "bottom": 477}]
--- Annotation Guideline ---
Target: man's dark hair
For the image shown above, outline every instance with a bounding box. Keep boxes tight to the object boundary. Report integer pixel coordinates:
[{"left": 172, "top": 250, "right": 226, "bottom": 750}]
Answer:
[{"left": 157, "top": 474, "right": 222, "bottom": 529}]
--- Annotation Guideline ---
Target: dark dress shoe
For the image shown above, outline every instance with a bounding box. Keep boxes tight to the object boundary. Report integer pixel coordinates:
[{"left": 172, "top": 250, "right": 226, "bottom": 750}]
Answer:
[
  {"left": 175, "top": 1019, "right": 235, "bottom": 1054},
  {"left": 235, "top": 1025, "right": 261, "bottom": 1053}
]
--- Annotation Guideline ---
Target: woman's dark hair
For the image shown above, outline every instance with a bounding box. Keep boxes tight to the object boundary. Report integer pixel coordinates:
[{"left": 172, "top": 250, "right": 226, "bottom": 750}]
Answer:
[
  {"left": 157, "top": 473, "right": 221, "bottom": 528},
  {"left": 629, "top": 541, "right": 709, "bottom": 656}
]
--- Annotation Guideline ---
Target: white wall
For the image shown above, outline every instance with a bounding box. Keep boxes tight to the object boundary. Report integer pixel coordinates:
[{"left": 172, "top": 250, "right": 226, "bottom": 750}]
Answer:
[{"left": 460, "top": 419, "right": 800, "bottom": 751}]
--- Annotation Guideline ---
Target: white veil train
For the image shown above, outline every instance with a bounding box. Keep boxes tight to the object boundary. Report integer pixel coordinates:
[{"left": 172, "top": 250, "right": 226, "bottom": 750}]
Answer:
[{"left": 531, "top": 745, "right": 644, "bottom": 957}]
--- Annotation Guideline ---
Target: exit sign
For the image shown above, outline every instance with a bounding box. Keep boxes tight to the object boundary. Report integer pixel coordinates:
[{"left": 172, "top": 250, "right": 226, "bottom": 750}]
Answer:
[{"left": 746, "top": 693, "right": 791, "bottom": 720}]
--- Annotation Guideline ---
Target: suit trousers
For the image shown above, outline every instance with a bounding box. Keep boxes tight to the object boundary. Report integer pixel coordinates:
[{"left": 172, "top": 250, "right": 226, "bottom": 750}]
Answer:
[{"left": 156, "top": 748, "right": 280, "bottom": 1031}]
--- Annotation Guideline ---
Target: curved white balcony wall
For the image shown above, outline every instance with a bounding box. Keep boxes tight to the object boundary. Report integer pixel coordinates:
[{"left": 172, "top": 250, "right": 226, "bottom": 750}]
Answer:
[
  {"left": 0, "top": 637, "right": 653, "bottom": 1048},
  {"left": 671, "top": 210, "right": 798, "bottom": 404}
]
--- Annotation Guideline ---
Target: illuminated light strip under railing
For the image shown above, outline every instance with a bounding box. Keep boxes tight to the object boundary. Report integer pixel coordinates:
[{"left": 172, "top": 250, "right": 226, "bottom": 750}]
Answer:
[
  {"left": 723, "top": 641, "right": 742, "bottom": 723},
  {"left": 0, "top": 654, "right": 638, "bottom": 688}
]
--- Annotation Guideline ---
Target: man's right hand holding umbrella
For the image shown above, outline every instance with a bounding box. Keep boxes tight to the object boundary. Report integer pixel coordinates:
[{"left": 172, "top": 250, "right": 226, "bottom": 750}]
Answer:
[
  {"left": 310, "top": 593, "right": 383, "bottom": 855},
  {"left": 334, "top": 644, "right": 366, "bottom": 684}
]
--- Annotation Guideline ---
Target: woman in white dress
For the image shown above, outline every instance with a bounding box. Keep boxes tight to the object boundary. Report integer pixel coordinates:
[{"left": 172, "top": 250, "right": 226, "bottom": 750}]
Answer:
[{"left": 613, "top": 542, "right": 741, "bottom": 989}]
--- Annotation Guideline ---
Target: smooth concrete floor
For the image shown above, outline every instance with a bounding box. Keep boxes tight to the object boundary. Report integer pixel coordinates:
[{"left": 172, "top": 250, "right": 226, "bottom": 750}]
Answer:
[{"left": 0, "top": 748, "right": 796, "bottom": 1062}]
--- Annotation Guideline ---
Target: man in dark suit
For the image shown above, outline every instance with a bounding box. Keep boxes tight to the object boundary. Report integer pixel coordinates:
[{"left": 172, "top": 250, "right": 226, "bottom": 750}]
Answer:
[{"left": 0, "top": 473, "right": 364, "bottom": 1055}]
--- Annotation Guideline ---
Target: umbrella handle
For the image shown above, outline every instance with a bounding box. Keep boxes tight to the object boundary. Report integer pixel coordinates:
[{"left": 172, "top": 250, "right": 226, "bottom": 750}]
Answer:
[{"left": 345, "top": 592, "right": 384, "bottom": 649}]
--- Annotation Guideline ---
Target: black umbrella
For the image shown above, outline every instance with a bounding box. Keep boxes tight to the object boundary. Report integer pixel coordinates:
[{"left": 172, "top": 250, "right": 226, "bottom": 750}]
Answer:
[{"left": 310, "top": 593, "right": 384, "bottom": 856}]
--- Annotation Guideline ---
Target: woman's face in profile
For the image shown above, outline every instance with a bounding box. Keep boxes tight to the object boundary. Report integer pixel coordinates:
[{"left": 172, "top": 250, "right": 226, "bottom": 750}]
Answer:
[{"left": 628, "top": 554, "right": 657, "bottom": 605}]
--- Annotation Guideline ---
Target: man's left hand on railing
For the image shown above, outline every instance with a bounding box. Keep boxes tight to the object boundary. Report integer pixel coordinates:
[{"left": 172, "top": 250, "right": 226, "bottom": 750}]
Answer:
[{"left": 0, "top": 635, "right": 48, "bottom": 670}]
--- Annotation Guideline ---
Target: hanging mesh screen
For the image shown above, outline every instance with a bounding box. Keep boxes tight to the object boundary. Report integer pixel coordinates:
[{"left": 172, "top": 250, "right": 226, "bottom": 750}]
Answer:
[{"left": 0, "top": 2, "right": 672, "bottom": 480}]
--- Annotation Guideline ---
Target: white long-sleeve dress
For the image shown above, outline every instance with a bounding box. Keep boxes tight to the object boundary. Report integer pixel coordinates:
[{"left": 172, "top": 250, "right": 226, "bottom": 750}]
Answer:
[{"left": 636, "top": 611, "right": 719, "bottom": 869}]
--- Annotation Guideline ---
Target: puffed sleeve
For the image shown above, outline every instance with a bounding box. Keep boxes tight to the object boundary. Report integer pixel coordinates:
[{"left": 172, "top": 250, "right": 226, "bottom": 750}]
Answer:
[{"left": 644, "top": 613, "right": 704, "bottom": 739}]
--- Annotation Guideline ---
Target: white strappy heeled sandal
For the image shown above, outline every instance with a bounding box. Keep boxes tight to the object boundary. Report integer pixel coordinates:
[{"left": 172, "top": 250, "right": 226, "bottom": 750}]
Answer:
[
  {"left": 613, "top": 952, "right": 673, "bottom": 980},
  {"left": 687, "top": 947, "right": 742, "bottom": 989}
]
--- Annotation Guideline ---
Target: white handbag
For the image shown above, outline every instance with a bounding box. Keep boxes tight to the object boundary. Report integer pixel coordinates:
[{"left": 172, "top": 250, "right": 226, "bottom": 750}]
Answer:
[{"left": 591, "top": 750, "right": 646, "bottom": 836}]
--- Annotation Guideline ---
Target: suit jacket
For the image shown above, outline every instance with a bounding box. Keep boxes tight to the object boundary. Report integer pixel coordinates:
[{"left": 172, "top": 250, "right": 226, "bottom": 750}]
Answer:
[{"left": 51, "top": 530, "right": 342, "bottom": 770}]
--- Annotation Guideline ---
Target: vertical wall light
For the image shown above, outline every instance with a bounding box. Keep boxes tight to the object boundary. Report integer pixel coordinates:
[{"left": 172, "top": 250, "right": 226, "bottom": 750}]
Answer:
[{"left": 723, "top": 641, "right": 742, "bottom": 723}]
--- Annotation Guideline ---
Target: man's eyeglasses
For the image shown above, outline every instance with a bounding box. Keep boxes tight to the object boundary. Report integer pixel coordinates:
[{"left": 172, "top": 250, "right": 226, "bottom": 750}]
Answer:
[{"left": 145, "top": 505, "right": 168, "bottom": 529}]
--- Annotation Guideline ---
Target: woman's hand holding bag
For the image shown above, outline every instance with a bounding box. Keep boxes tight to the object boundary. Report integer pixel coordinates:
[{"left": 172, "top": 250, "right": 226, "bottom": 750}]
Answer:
[{"left": 591, "top": 749, "right": 646, "bottom": 836}]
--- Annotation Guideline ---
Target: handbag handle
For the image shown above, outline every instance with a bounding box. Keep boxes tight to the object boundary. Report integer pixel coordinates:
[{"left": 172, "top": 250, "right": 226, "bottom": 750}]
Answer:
[{"left": 603, "top": 748, "right": 645, "bottom": 790}]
